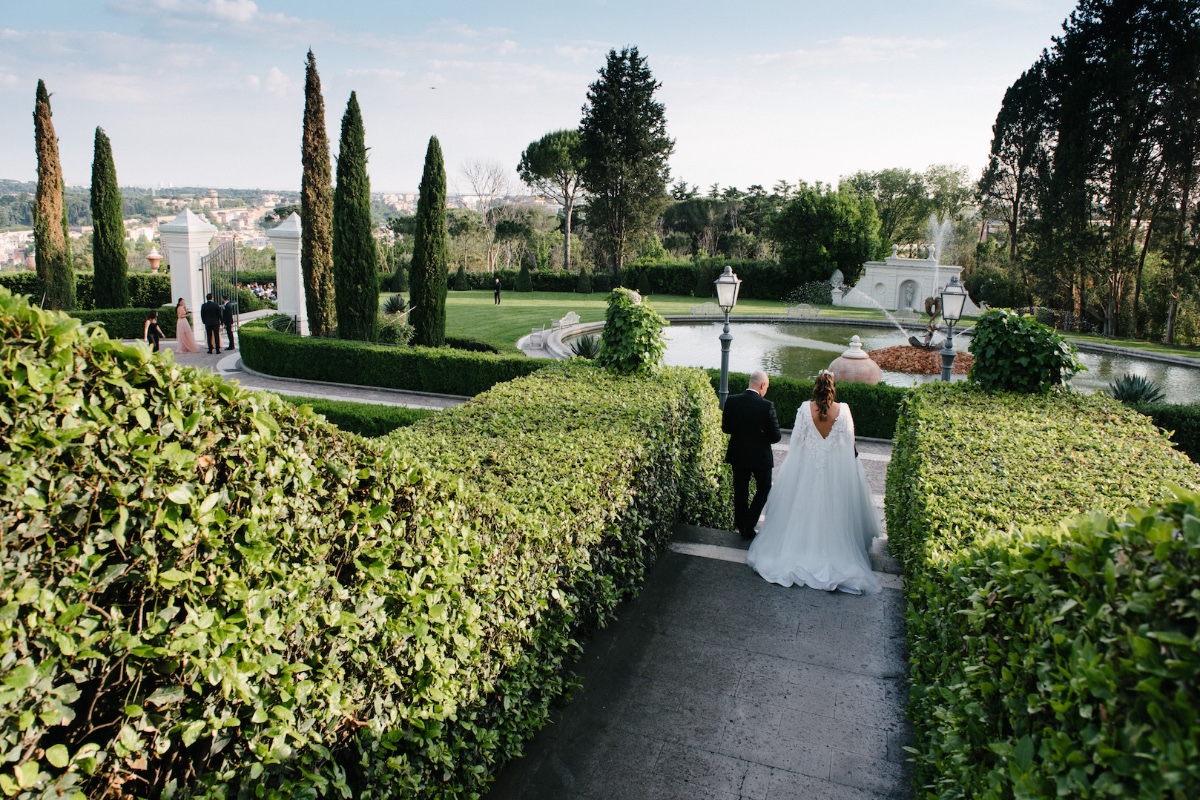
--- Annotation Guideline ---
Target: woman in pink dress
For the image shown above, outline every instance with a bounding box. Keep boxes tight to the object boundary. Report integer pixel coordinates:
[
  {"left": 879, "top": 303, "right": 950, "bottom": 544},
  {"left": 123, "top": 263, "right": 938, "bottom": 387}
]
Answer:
[{"left": 175, "top": 298, "right": 199, "bottom": 353}]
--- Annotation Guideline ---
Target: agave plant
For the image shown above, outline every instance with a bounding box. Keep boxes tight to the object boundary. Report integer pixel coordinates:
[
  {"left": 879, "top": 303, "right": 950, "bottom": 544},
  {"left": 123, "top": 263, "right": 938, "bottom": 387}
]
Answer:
[
  {"left": 569, "top": 334, "right": 601, "bottom": 360},
  {"left": 1109, "top": 373, "right": 1166, "bottom": 405},
  {"left": 382, "top": 293, "right": 407, "bottom": 316}
]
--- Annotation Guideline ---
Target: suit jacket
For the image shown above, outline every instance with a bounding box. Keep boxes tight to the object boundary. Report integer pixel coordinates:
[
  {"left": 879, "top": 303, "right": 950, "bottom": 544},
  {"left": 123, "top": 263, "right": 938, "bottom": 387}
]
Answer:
[
  {"left": 200, "top": 301, "right": 221, "bottom": 327},
  {"left": 222, "top": 302, "right": 235, "bottom": 324},
  {"left": 722, "top": 388, "right": 782, "bottom": 471}
]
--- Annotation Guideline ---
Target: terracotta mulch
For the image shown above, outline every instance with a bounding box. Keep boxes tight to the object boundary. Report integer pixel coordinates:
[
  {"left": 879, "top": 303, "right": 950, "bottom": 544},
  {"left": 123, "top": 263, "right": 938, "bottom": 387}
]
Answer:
[{"left": 868, "top": 345, "right": 973, "bottom": 375}]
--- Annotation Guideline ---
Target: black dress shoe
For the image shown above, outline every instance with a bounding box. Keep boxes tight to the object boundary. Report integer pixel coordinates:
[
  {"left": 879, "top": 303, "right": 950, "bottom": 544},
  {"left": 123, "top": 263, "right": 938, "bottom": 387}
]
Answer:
[
  {"left": 207, "top": 350, "right": 212, "bottom": 354},
  {"left": 740, "top": 530, "right": 755, "bottom": 540}
]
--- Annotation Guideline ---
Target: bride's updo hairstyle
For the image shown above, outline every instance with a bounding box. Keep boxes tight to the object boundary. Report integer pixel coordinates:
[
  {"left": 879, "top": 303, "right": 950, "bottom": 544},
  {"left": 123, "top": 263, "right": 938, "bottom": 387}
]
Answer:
[{"left": 813, "top": 370, "right": 836, "bottom": 421}]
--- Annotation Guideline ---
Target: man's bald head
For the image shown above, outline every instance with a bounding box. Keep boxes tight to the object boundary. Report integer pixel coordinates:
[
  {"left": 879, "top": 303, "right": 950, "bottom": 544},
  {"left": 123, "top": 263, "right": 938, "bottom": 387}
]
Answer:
[{"left": 749, "top": 370, "right": 769, "bottom": 395}]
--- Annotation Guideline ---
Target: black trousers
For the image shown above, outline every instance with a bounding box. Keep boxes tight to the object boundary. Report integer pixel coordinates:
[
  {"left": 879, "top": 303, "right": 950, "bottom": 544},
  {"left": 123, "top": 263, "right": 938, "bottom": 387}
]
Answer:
[
  {"left": 224, "top": 321, "right": 235, "bottom": 349},
  {"left": 731, "top": 463, "right": 772, "bottom": 538},
  {"left": 205, "top": 324, "right": 221, "bottom": 353}
]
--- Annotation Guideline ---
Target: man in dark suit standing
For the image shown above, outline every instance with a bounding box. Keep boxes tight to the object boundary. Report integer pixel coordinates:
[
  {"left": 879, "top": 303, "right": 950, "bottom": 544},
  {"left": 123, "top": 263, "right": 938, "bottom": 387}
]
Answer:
[
  {"left": 200, "top": 293, "right": 222, "bottom": 354},
  {"left": 221, "top": 298, "right": 236, "bottom": 350},
  {"left": 722, "top": 370, "right": 782, "bottom": 539}
]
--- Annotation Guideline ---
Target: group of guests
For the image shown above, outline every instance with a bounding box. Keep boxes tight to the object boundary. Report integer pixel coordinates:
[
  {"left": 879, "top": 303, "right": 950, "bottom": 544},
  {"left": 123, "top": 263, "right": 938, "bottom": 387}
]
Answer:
[
  {"left": 143, "top": 295, "right": 236, "bottom": 354},
  {"left": 242, "top": 282, "right": 276, "bottom": 302}
]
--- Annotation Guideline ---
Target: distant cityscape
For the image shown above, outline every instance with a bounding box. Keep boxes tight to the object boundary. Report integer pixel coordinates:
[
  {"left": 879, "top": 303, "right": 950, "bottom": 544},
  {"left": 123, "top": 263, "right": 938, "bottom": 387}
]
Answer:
[{"left": 0, "top": 183, "right": 556, "bottom": 269}]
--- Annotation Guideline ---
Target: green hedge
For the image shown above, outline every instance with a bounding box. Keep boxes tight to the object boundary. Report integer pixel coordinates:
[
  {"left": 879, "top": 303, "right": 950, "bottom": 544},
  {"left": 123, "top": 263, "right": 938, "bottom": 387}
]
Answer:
[
  {"left": 240, "top": 318, "right": 546, "bottom": 396},
  {"left": 0, "top": 270, "right": 170, "bottom": 309},
  {"left": 1137, "top": 400, "right": 1200, "bottom": 462},
  {"left": 710, "top": 370, "right": 906, "bottom": 439},
  {"left": 886, "top": 382, "right": 1200, "bottom": 799},
  {"left": 70, "top": 306, "right": 176, "bottom": 339},
  {"left": 0, "top": 288, "right": 730, "bottom": 798},
  {"left": 623, "top": 259, "right": 797, "bottom": 301},
  {"left": 431, "top": 268, "right": 616, "bottom": 294},
  {"left": 275, "top": 394, "right": 436, "bottom": 437}
]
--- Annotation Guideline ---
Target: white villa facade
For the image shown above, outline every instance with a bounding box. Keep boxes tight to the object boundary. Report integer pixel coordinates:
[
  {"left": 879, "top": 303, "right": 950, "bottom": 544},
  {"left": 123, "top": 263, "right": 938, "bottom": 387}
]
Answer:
[{"left": 833, "top": 246, "right": 979, "bottom": 313}]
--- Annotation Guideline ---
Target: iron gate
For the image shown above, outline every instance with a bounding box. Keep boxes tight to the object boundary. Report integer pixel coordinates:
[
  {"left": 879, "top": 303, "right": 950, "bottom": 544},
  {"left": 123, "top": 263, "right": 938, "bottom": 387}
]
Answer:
[{"left": 200, "top": 239, "right": 239, "bottom": 329}]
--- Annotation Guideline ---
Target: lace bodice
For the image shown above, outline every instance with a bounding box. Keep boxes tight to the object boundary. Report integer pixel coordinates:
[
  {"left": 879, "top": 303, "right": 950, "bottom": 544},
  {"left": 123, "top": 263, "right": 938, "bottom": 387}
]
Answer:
[{"left": 791, "top": 402, "right": 854, "bottom": 470}]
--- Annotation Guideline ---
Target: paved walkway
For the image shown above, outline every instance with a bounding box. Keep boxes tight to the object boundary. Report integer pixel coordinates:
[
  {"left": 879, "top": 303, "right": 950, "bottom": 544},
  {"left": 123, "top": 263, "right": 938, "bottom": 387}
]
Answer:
[{"left": 487, "top": 440, "right": 912, "bottom": 800}]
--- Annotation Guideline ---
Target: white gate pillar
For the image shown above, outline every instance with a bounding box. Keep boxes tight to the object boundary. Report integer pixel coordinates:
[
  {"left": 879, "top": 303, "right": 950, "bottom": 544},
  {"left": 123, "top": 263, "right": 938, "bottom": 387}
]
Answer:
[
  {"left": 266, "top": 213, "right": 308, "bottom": 335},
  {"left": 159, "top": 208, "right": 216, "bottom": 330}
]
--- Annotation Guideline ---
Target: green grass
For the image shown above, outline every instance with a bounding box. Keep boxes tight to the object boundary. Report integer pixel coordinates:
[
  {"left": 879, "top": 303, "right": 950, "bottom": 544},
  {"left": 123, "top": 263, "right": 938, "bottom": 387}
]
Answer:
[
  {"left": 1063, "top": 331, "right": 1200, "bottom": 360},
  {"left": 383, "top": 290, "right": 889, "bottom": 351}
]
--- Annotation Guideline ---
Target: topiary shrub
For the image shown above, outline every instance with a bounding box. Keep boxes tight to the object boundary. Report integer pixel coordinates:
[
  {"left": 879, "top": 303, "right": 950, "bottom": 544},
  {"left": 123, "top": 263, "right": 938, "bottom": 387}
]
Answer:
[
  {"left": 392, "top": 260, "right": 409, "bottom": 292},
  {"left": 576, "top": 266, "right": 593, "bottom": 294},
  {"left": 596, "top": 287, "right": 666, "bottom": 376},
  {"left": 515, "top": 258, "right": 533, "bottom": 292},
  {"left": 968, "top": 308, "right": 1083, "bottom": 392},
  {"left": 636, "top": 269, "right": 652, "bottom": 296},
  {"left": 452, "top": 263, "right": 469, "bottom": 291}
]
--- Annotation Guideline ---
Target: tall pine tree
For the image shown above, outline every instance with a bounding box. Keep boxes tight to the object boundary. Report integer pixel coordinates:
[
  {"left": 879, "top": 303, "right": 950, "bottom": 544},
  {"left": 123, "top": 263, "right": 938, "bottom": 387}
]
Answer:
[
  {"left": 331, "top": 91, "right": 378, "bottom": 342},
  {"left": 410, "top": 136, "right": 448, "bottom": 347},
  {"left": 579, "top": 47, "right": 674, "bottom": 276},
  {"left": 301, "top": 50, "right": 337, "bottom": 336},
  {"left": 33, "top": 79, "right": 74, "bottom": 310},
  {"left": 90, "top": 127, "right": 129, "bottom": 308}
]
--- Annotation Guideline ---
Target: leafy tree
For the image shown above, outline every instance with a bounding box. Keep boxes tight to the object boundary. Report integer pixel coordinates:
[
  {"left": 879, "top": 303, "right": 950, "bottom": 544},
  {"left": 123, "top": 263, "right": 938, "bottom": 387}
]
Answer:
[
  {"left": 518, "top": 129, "right": 586, "bottom": 271},
  {"left": 771, "top": 182, "right": 881, "bottom": 286},
  {"left": 89, "top": 127, "right": 128, "bottom": 309},
  {"left": 410, "top": 136, "right": 449, "bottom": 347},
  {"left": 301, "top": 49, "right": 337, "bottom": 337},
  {"left": 579, "top": 46, "right": 674, "bottom": 276},
  {"left": 924, "top": 164, "right": 972, "bottom": 225},
  {"left": 331, "top": 91, "right": 378, "bottom": 342},
  {"left": 841, "top": 168, "right": 927, "bottom": 246},
  {"left": 33, "top": 79, "right": 74, "bottom": 310}
]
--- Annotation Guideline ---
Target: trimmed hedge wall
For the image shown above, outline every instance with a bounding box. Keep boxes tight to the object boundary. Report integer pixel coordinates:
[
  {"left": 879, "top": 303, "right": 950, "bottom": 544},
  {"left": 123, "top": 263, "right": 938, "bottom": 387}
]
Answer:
[
  {"left": 239, "top": 318, "right": 547, "bottom": 396},
  {"left": 0, "top": 269, "right": 171, "bottom": 309},
  {"left": 710, "top": 370, "right": 907, "bottom": 439},
  {"left": 71, "top": 306, "right": 176, "bottom": 339},
  {"left": 0, "top": 288, "right": 730, "bottom": 798},
  {"left": 435, "top": 268, "right": 616, "bottom": 294},
  {"left": 886, "top": 383, "right": 1200, "bottom": 799},
  {"left": 623, "top": 259, "right": 797, "bottom": 301},
  {"left": 275, "top": 394, "right": 436, "bottom": 437},
  {"left": 1137, "top": 400, "right": 1200, "bottom": 462}
]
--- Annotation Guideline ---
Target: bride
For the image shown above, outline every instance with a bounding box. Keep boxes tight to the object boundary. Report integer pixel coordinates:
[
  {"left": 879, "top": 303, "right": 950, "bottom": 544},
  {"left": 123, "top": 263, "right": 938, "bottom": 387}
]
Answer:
[{"left": 746, "top": 370, "right": 881, "bottom": 595}]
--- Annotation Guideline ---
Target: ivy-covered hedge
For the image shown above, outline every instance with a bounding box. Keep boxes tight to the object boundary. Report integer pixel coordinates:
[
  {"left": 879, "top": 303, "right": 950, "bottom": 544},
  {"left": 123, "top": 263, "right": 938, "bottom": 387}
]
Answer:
[
  {"left": 622, "top": 259, "right": 797, "bottom": 301},
  {"left": 0, "top": 288, "right": 730, "bottom": 798},
  {"left": 1137, "top": 400, "right": 1200, "bottom": 462},
  {"left": 0, "top": 270, "right": 171, "bottom": 309},
  {"left": 239, "top": 317, "right": 547, "bottom": 396},
  {"left": 275, "top": 394, "right": 436, "bottom": 437},
  {"left": 711, "top": 370, "right": 906, "bottom": 439},
  {"left": 886, "top": 382, "right": 1200, "bottom": 799}
]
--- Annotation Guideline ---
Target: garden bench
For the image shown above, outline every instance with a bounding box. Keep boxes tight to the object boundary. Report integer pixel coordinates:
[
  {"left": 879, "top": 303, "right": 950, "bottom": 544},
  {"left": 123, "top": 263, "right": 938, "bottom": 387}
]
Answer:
[
  {"left": 690, "top": 302, "right": 722, "bottom": 316},
  {"left": 785, "top": 303, "right": 819, "bottom": 318},
  {"left": 528, "top": 326, "right": 546, "bottom": 349},
  {"left": 551, "top": 311, "right": 581, "bottom": 328}
]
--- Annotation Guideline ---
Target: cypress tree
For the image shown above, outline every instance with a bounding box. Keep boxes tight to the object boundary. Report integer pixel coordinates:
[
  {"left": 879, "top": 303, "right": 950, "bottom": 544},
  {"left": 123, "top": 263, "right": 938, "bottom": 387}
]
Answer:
[
  {"left": 331, "top": 91, "right": 378, "bottom": 342},
  {"left": 516, "top": 257, "right": 533, "bottom": 291},
  {"left": 453, "top": 262, "right": 469, "bottom": 291},
  {"left": 301, "top": 50, "right": 337, "bottom": 336},
  {"left": 90, "top": 127, "right": 128, "bottom": 308},
  {"left": 33, "top": 79, "right": 75, "bottom": 310},
  {"left": 410, "top": 136, "right": 448, "bottom": 347}
]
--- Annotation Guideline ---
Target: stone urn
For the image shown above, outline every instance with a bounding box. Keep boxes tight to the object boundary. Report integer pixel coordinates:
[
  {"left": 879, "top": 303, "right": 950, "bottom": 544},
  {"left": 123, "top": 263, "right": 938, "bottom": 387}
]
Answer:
[{"left": 828, "top": 335, "right": 881, "bottom": 384}]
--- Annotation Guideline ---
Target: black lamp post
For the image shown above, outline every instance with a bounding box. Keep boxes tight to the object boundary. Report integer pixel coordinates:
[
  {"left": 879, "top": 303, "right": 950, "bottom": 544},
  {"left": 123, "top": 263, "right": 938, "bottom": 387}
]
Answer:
[
  {"left": 939, "top": 275, "right": 969, "bottom": 382},
  {"left": 715, "top": 265, "right": 742, "bottom": 408}
]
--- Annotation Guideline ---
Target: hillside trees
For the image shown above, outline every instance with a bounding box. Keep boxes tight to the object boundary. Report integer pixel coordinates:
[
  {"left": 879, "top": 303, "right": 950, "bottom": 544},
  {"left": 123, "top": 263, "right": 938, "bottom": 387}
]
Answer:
[
  {"left": 90, "top": 127, "right": 128, "bottom": 309},
  {"left": 771, "top": 183, "right": 881, "bottom": 286},
  {"left": 331, "top": 91, "right": 377, "bottom": 341},
  {"left": 33, "top": 79, "right": 74, "bottom": 310},
  {"left": 518, "top": 129, "right": 586, "bottom": 270},
  {"left": 579, "top": 47, "right": 674, "bottom": 276},
  {"left": 301, "top": 49, "right": 337, "bottom": 336},
  {"left": 410, "top": 136, "right": 449, "bottom": 347}
]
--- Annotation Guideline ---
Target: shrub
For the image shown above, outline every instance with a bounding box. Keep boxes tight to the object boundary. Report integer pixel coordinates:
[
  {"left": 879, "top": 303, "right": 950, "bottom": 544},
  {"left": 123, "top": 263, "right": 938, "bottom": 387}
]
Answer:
[
  {"left": 376, "top": 314, "right": 414, "bottom": 345},
  {"left": 275, "top": 394, "right": 435, "bottom": 436},
  {"left": 452, "top": 262, "right": 469, "bottom": 291},
  {"left": 1136, "top": 400, "right": 1200, "bottom": 462},
  {"left": 710, "top": 370, "right": 905, "bottom": 439},
  {"left": 382, "top": 293, "right": 407, "bottom": 316},
  {"left": 1108, "top": 372, "right": 1166, "bottom": 404},
  {"left": 636, "top": 269, "right": 652, "bottom": 295},
  {"left": 515, "top": 259, "right": 533, "bottom": 292},
  {"left": 885, "top": 382, "right": 1200, "bottom": 799},
  {"left": 0, "top": 270, "right": 171, "bottom": 310},
  {"left": 968, "top": 308, "right": 1083, "bottom": 392},
  {"left": 569, "top": 334, "right": 601, "bottom": 359},
  {"left": 785, "top": 281, "right": 833, "bottom": 306},
  {"left": 576, "top": 267, "right": 593, "bottom": 294},
  {"left": 392, "top": 260, "right": 409, "bottom": 292},
  {"left": 240, "top": 317, "right": 546, "bottom": 395},
  {"left": 0, "top": 289, "right": 730, "bottom": 798},
  {"left": 445, "top": 335, "right": 503, "bottom": 354},
  {"left": 596, "top": 288, "right": 666, "bottom": 376},
  {"left": 71, "top": 306, "right": 177, "bottom": 339}
]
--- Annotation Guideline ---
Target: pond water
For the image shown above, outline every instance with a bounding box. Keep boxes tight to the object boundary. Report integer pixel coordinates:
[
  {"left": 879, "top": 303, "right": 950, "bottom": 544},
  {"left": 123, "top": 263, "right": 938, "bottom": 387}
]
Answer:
[{"left": 661, "top": 321, "right": 1200, "bottom": 404}]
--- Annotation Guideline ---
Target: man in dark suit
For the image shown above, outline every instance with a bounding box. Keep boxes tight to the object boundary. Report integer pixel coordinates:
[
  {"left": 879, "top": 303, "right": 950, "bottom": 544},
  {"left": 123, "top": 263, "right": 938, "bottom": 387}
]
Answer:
[
  {"left": 722, "top": 370, "right": 782, "bottom": 539},
  {"left": 222, "top": 298, "right": 236, "bottom": 350},
  {"left": 200, "top": 293, "right": 222, "bottom": 354}
]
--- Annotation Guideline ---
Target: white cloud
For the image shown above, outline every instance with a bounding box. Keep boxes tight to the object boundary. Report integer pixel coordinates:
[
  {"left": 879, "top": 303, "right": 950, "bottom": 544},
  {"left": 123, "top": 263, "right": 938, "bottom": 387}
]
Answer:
[
  {"left": 554, "top": 44, "right": 604, "bottom": 63},
  {"left": 749, "top": 36, "right": 949, "bottom": 69},
  {"left": 261, "top": 66, "right": 296, "bottom": 96},
  {"left": 346, "top": 68, "right": 407, "bottom": 81}
]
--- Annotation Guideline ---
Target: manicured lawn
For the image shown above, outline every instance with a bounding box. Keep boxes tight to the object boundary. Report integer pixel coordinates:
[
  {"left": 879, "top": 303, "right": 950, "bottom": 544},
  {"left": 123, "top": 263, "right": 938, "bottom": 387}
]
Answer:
[
  {"left": 383, "top": 290, "right": 889, "bottom": 350},
  {"left": 1064, "top": 331, "right": 1200, "bottom": 360}
]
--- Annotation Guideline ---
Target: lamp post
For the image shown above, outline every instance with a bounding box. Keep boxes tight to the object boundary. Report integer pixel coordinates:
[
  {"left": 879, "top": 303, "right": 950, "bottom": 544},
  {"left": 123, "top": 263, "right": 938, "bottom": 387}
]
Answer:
[
  {"left": 939, "top": 274, "right": 969, "bottom": 382},
  {"left": 715, "top": 265, "right": 742, "bottom": 408}
]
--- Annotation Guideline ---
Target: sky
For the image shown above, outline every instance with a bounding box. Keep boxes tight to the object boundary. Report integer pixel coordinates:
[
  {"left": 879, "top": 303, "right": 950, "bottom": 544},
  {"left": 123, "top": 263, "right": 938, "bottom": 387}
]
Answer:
[{"left": 0, "top": 0, "right": 1079, "bottom": 195}]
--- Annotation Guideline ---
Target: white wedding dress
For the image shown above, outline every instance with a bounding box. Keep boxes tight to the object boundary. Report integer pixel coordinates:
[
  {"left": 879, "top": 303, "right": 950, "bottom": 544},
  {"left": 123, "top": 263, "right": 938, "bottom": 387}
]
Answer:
[{"left": 746, "top": 401, "right": 881, "bottom": 595}]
